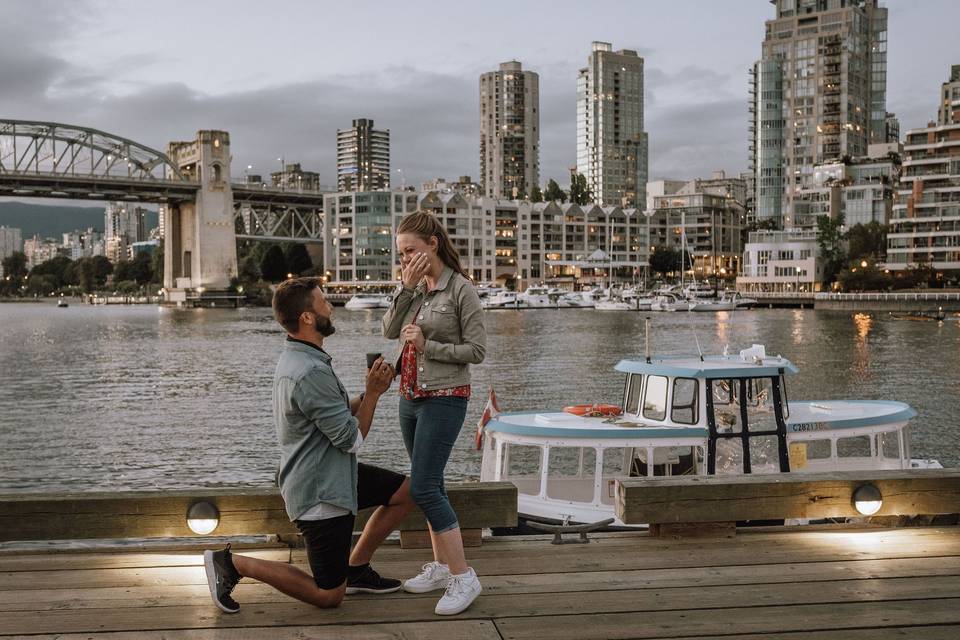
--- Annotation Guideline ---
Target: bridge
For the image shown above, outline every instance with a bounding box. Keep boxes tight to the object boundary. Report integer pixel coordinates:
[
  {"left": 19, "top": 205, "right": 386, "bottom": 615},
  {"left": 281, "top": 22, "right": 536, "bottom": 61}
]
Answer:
[{"left": 0, "top": 119, "right": 325, "bottom": 304}]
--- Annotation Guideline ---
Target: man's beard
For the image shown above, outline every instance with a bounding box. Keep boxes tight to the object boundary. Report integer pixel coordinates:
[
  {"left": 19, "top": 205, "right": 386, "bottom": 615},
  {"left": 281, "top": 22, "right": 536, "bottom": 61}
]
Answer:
[{"left": 316, "top": 316, "right": 336, "bottom": 337}]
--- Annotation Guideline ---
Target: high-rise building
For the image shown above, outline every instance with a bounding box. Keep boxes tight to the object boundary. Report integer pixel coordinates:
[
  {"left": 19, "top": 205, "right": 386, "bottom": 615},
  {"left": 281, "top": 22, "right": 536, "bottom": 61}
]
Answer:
[
  {"left": 479, "top": 60, "right": 540, "bottom": 199},
  {"left": 104, "top": 202, "right": 147, "bottom": 262},
  {"left": 0, "top": 226, "right": 22, "bottom": 260},
  {"left": 270, "top": 163, "right": 321, "bottom": 191},
  {"left": 336, "top": 119, "right": 390, "bottom": 192},
  {"left": 885, "top": 112, "right": 900, "bottom": 143},
  {"left": 750, "top": 0, "right": 889, "bottom": 227},
  {"left": 577, "top": 41, "right": 648, "bottom": 208},
  {"left": 886, "top": 65, "right": 960, "bottom": 274}
]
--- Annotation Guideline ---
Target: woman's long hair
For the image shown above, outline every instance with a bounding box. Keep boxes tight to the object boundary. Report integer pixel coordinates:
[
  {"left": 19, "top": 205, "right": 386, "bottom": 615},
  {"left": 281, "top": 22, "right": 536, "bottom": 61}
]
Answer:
[{"left": 397, "top": 211, "right": 470, "bottom": 279}]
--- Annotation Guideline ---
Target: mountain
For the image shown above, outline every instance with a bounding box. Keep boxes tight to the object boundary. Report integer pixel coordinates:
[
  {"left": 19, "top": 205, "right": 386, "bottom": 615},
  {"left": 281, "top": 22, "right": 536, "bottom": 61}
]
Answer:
[{"left": 0, "top": 201, "right": 159, "bottom": 240}]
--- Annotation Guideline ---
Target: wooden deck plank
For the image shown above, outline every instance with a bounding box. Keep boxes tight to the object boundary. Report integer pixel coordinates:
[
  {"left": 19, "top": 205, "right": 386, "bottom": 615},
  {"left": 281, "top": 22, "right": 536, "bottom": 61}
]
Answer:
[
  {"left": 0, "top": 548, "right": 290, "bottom": 572},
  {"left": 4, "top": 555, "right": 960, "bottom": 612},
  {"left": 16, "top": 619, "right": 502, "bottom": 640},
  {"left": 661, "top": 628, "right": 960, "bottom": 640},
  {"left": 1, "top": 575, "right": 959, "bottom": 635},
  {"left": 493, "top": 599, "right": 960, "bottom": 640},
  {"left": 4, "top": 531, "right": 959, "bottom": 592}
]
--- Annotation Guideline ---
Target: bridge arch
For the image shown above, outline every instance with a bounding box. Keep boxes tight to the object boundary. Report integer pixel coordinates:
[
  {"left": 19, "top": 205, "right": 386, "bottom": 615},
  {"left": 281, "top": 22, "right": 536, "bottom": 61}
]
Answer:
[{"left": 0, "top": 119, "right": 187, "bottom": 182}]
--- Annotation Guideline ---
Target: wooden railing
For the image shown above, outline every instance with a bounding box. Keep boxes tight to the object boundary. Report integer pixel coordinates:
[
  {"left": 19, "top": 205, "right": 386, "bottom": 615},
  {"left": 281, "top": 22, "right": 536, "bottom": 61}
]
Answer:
[
  {"left": 615, "top": 469, "right": 960, "bottom": 538},
  {"left": 0, "top": 482, "right": 517, "bottom": 549}
]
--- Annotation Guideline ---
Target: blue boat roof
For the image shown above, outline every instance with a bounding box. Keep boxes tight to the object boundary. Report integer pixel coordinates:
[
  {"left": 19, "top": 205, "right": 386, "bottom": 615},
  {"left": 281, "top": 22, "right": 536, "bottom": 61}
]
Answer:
[{"left": 615, "top": 353, "right": 799, "bottom": 379}]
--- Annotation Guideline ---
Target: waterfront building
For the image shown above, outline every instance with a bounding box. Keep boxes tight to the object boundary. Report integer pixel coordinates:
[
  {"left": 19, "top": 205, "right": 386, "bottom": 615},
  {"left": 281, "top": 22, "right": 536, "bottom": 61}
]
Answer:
[
  {"left": 416, "top": 192, "right": 496, "bottom": 282},
  {"left": 23, "top": 235, "right": 61, "bottom": 269},
  {"left": 337, "top": 119, "right": 390, "bottom": 192},
  {"left": 0, "top": 226, "right": 22, "bottom": 259},
  {"left": 270, "top": 163, "right": 321, "bottom": 192},
  {"left": 749, "top": 0, "right": 889, "bottom": 227},
  {"left": 419, "top": 176, "right": 483, "bottom": 197},
  {"left": 791, "top": 143, "right": 901, "bottom": 228},
  {"left": 648, "top": 179, "right": 745, "bottom": 279},
  {"left": 104, "top": 202, "right": 148, "bottom": 263},
  {"left": 737, "top": 229, "right": 822, "bottom": 292},
  {"left": 577, "top": 41, "right": 648, "bottom": 208},
  {"left": 322, "top": 190, "right": 417, "bottom": 285},
  {"left": 479, "top": 60, "right": 540, "bottom": 199},
  {"left": 61, "top": 228, "right": 104, "bottom": 261},
  {"left": 886, "top": 65, "right": 960, "bottom": 274},
  {"left": 885, "top": 112, "right": 900, "bottom": 143},
  {"left": 131, "top": 240, "right": 160, "bottom": 257}
]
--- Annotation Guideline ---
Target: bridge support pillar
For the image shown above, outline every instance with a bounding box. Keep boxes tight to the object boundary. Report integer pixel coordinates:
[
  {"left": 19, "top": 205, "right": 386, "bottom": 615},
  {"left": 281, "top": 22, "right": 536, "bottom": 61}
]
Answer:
[{"left": 163, "top": 131, "right": 238, "bottom": 304}]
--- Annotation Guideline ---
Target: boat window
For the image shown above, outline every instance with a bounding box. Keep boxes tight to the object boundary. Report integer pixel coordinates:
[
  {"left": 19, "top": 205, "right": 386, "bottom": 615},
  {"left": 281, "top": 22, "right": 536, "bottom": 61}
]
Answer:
[
  {"left": 714, "top": 439, "right": 744, "bottom": 475},
  {"left": 789, "top": 439, "right": 831, "bottom": 470},
  {"left": 505, "top": 444, "right": 543, "bottom": 496},
  {"left": 711, "top": 380, "right": 742, "bottom": 433},
  {"left": 642, "top": 375, "right": 668, "bottom": 421},
  {"left": 546, "top": 447, "right": 596, "bottom": 502},
  {"left": 746, "top": 378, "right": 777, "bottom": 433},
  {"left": 601, "top": 448, "right": 631, "bottom": 505},
  {"left": 837, "top": 435, "right": 871, "bottom": 458},
  {"left": 631, "top": 447, "right": 691, "bottom": 477},
  {"left": 877, "top": 432, "right": 901, "bottom": 459},
  {"left": 671, "top": 378, "right": 698, "bottom": 425},
  {"left": 748, "top": 435, "right": 781, "bottom": 474},
  {"left": 625, "top": 375, "right": 644, "bottom": 415}
]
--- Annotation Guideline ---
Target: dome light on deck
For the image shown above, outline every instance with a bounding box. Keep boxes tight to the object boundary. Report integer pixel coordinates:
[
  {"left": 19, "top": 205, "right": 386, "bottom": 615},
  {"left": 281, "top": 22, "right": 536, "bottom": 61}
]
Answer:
[
  {"left": 852, "top": 484, "right": 882, "bottom": 516},
  {"left": 187, "top": 501, "right": 220, "bottom": 535}
]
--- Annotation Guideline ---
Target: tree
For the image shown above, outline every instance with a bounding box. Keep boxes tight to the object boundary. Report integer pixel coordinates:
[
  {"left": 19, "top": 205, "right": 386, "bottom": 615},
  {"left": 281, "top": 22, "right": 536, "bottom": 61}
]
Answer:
[
  {"left": 530, "top": 185, "right": 543, "bottom": 203},
  {"left": 31, "top": 256, "right": 73, "bottom": 289},
  {"left": 151, "top": 242, "right": 164, "bottom": 284},
  {"left": 283, "top": 243, "right": 313, "bottom": 276},
  {"left": 568, "top": 172, "right": 592, "bottom": 205},
  {"left": 816, "top": 213, "right": 847, "bottom": 285},
  {"left": 543, "top": 179, "right": 567, "bottom": 203},
  {"left": 73, "top": 256, "right": 113, "bottom": 292},
  {"left": 2, "top": 251, "right": 28, "bottom": 280},
  {"left": 846, "top": 221, "right": 887, "bottom": 262},
  {"left": 259, "top": 244, "right": 288, "bottom": 282},
  {"left": 649, "top": 245, "right": 682, "bottom": 278}
]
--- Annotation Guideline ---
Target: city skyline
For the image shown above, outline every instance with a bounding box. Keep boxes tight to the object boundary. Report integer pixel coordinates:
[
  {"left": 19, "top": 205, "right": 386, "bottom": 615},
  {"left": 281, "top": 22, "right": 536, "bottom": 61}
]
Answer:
[{"left": 1, "top": 0, "right": 958, "bottom": 198}]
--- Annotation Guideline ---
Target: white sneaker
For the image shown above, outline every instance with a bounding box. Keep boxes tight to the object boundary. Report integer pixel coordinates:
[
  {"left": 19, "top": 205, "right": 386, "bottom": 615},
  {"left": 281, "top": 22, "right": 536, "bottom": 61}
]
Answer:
[
  {"left": 434, "top": 568, "right": 481, "bottom": 616},
  {"left": 402, "top": 561, "right": 451, "bottom": 593}
]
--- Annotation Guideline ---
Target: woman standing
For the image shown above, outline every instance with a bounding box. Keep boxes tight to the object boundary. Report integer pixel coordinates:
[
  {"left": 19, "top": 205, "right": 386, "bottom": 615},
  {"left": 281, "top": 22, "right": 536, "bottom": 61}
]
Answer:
[{"left": 381, "top": 211, "right": 486, "bottom": 616}]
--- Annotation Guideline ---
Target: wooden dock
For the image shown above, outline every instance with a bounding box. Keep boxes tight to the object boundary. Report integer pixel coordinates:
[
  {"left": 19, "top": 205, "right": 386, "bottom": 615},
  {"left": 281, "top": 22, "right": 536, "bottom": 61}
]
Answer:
[{"left": 3, "top": 525, "right": 960, "bottom": 639}]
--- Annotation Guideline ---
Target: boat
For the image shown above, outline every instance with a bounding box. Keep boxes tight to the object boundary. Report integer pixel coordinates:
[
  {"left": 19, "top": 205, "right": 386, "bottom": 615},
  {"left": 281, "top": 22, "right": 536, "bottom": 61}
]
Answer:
[
  {"left": 344, "top": 293, "right": 392, "bottom": 310},
  {"left": 594, "top": 297, "right": 634, "bottom": 311},
  {"left": 688, "top": 291, "right": 749, "bottom": 312},
  {"left": 479, "top": 341, "right": 938, "bottom": 530},
  {"left": 483, "top": 290, "right": 520, "bottom": 309},
  {"left": 890, "top": 307, "right": 947, "bottom": 322},
  {"left": 558, "top": 291, "right": 597, "bottom": 308},
  {"left": 650, "top": 292, "right": 693, "bottom": 312},
  {"left": 518, "top": 285, "right": 559, "bottom": 309},
  {"left": 683, "top": 282, "right": 716, "bottom": 299},
  {"left": 57, "top": 298, "right": 69, "bottom": 308}
]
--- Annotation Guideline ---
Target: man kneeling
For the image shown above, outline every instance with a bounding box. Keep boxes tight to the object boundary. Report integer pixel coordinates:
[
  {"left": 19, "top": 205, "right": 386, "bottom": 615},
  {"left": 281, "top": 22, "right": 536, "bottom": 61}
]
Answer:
[{"left": 204, "top": 277, "right": 414, "bottom": 612}]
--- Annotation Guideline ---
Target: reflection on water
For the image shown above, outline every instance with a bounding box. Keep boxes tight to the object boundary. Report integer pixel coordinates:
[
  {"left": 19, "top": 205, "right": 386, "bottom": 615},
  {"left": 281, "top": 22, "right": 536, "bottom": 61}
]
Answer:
[{"left": 0, "top": 302, "right": 958, "bottom": 492}]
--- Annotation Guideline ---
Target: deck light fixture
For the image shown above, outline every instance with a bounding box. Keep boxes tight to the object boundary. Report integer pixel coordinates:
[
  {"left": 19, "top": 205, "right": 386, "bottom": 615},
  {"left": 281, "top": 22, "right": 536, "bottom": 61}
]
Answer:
[
  {"left": 852, "top": 484, "right": 882, "bottom": 516},
  {"left": 187, "top": 501, "right": 220, "bottom": 535}
]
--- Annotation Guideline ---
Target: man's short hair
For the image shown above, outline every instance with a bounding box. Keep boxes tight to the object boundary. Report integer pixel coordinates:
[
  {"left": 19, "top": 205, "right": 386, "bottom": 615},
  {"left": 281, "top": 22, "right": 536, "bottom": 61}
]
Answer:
[{"left": 272, "top": 277, "right": 323, "bottom": 333}]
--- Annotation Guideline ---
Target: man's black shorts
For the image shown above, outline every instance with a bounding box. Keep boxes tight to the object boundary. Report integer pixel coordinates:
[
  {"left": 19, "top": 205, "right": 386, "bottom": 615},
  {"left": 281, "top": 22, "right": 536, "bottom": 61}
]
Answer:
[{"left": 294, "top": 463, "right": 406, "bottom": 590}]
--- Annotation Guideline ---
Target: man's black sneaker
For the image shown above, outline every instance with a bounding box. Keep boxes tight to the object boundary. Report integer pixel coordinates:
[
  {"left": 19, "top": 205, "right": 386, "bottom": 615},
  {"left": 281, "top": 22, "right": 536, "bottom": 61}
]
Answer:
[
  {"left": 346, "top": 563, "right": 402, "bottom": 594},
  {"left": 203, "top": 543, "right": 242, "bottom": 613}
]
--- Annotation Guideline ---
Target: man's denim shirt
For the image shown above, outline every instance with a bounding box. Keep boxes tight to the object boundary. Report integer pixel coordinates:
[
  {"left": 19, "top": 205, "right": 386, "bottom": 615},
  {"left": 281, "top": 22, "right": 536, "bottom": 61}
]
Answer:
[{"left": 273, "top": 337, "right": 359, "bottom": 521}]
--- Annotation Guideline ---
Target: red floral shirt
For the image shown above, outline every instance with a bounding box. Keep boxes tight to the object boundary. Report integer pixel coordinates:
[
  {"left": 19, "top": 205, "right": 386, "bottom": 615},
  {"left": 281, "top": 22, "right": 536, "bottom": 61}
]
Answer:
[{"left": 399, "top": 340, "right": 471, "bottom": 401}]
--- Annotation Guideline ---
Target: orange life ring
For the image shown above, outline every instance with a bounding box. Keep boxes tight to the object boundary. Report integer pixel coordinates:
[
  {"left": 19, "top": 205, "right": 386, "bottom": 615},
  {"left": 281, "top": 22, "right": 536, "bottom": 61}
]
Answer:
[{"left": 563, "top": 403, "right": 623, "bottom": 417}]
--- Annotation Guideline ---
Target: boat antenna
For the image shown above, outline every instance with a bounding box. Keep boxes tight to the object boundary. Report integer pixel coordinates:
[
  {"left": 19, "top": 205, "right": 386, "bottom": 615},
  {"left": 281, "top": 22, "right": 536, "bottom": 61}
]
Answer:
[
  {"left": 694, "top": 332, "right": 704, "bottom": 362},
  {"left": 644, "top": 316, "right": 652, "bottom": 363}
]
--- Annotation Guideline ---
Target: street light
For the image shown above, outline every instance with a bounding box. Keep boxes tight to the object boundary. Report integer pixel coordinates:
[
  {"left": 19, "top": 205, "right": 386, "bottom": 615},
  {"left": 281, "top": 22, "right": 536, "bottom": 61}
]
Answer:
[{"left": 860, "top": 260, "right": 868, "bottom": 268}]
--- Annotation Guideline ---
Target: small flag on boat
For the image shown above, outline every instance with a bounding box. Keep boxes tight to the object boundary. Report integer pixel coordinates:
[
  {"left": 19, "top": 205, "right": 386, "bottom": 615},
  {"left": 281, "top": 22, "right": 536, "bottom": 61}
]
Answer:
[{"left": 475, "top": 387, "right": 500, "bottom": 450}]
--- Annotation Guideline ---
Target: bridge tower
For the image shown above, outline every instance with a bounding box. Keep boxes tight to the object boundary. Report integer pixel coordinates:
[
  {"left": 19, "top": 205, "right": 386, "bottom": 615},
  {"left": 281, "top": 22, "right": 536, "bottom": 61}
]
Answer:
[{"left": 163, "top": 130, "right": 238, "bottom": 303}]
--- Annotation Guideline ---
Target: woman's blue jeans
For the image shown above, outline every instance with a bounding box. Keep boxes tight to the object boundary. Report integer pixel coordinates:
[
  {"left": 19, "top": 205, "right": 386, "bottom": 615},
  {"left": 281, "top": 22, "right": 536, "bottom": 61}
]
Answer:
[{"left": 398, "top": 395, "right": 468, "bottom": 534}]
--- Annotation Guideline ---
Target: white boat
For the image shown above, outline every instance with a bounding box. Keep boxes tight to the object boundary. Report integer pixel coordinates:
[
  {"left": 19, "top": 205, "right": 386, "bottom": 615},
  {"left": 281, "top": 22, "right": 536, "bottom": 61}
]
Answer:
[
  {"left": 517, "top": 285, "right": 557, "bottom": 309},
  {"left": 650, "top": 292, "right": 693, "bottom": 312},
  {"left": 558, "top": 292, "right": 597, "bottom": 308},
  {"left": 479, "top": 343, "right": 938, "bottom": 530},
  {"left": 57, "top": 298, "right": 69, "bottom": 308},
  {"left": 688, "top": 291, "right": 747, "bottom": 312},
  {"left": 483, "top": 291, "right": 520, "bottom": 309},
  {"left": 683, "top": 282, "right": 716, "bottom": 299},
  {"left": 594, "top": 297, "right": 634, "bottom": 311},
  {"left": 344, "top": 293, "right": 392, "bottom": 310}
]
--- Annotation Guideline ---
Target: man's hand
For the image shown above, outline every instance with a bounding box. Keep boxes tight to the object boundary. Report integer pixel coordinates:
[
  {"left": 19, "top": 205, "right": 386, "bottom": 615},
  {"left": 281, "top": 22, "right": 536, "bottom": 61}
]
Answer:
[
  {"left": 365, "top": 357, "right": 395, "bottom": 396},
  {"left": 401, "top": 324, "right": 425, "bottom": 352},
  {"left": 401, "top": 252, "right": 431, "bottom": 289}
]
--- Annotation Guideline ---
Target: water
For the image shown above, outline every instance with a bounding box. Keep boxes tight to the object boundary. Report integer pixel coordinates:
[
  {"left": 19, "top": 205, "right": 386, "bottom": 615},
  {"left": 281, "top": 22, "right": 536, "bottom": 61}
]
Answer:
[{"left": 1, "top": 302, "right": 958, "bottom": 493}]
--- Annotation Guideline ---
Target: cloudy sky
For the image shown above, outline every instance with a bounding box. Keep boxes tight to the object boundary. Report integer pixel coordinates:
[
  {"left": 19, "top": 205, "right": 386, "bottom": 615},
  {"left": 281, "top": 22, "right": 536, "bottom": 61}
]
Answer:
[{"left": 2, "top": 0, "right": 957, "bottom": 192}]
